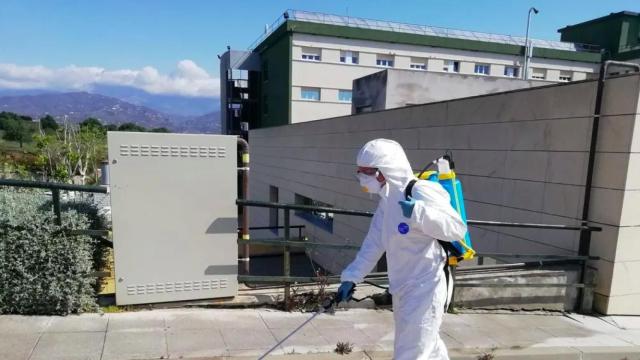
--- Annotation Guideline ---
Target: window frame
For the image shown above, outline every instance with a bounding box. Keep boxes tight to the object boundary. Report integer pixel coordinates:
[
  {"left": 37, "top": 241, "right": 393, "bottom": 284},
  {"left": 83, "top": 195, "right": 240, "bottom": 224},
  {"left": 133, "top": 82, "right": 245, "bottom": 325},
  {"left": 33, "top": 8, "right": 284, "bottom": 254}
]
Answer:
[
  {"left": 504, "top": 66, "right": 519, "bottom": 78},
  {"left": 443, "top": 60, "right": 460, "bottom": 73},
  {"left": 558, "top": 71, "right": 572, "bottom": 82},
  {"left": 474, "top": 63, "right": 491, "bottom": 75},
  {"left": 530, "top": 68, "right": 547, "bottom": 80},
  {"left": 376, "top": 55, "right": 395, "bottom": 68},
  {"left": 301, "top": 53, "right": 321, "bottom": 61},
  {"left": 339, "top": 50, "right": 359, "bottom": 65},
  {"left": 301, "top": 47, "right": 322, "bottom": 62},
  {"left": 300, "top": 87, "right": 321, "bottom": 101},
  {"left": 338, "top": 90, "right": 352, "bottom": 103}
]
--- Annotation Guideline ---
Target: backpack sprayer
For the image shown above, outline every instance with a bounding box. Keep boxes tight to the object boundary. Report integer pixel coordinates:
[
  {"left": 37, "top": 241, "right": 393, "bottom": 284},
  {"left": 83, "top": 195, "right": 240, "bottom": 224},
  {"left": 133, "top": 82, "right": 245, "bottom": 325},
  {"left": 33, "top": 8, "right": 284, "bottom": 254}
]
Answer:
[{"left": 408, "top": 152, "right": 475, "bottom": 265}]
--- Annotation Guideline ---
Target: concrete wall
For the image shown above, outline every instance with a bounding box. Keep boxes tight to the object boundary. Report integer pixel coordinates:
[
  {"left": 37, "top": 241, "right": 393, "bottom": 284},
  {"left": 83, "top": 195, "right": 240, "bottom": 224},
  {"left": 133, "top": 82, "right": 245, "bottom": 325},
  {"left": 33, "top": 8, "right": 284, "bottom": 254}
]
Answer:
[
  {"left": 249, "top": 74, "right": 640, "bottom": 315},
  {"left": 352, "top": 69, "right": 547, "bottom": 112}
]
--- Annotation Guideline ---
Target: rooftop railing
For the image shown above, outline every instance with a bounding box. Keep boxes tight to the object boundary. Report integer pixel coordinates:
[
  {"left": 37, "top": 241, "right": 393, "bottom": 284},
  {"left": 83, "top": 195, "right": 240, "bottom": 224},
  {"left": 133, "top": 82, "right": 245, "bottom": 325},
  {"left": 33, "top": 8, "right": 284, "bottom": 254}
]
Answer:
[{"left": 249, "top": 9, "right": 600, "bottom": 53}]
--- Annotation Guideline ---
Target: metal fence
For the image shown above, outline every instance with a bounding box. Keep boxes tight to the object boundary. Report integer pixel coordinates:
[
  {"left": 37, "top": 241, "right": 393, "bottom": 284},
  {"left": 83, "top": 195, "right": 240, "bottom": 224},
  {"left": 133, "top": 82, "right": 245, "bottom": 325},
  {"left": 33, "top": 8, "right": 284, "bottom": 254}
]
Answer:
[
  {"left": 236, "top": 199, "right": 601, "bottom": 312},
  {"left": 0, "top": 178, "right": 114, "bottom": 291}
]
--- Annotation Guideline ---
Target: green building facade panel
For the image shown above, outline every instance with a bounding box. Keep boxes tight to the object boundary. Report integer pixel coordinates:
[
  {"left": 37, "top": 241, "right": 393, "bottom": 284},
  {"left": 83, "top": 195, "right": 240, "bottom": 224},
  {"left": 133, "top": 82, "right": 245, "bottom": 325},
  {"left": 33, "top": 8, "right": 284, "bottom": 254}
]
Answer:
[
  {"left": 257, "top": 32, "right": 292, "bottom": 128},
  {"left": 559, "top": 12, "right": 640, "bottom": 61}
]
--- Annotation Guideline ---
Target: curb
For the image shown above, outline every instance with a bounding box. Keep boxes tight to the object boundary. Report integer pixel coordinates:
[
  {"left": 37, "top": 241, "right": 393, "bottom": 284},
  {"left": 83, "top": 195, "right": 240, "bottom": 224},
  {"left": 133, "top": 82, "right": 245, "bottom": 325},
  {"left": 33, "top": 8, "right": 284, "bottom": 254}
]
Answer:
[{"left": 214, "top": 346, "right": 640, "bottom": 359}]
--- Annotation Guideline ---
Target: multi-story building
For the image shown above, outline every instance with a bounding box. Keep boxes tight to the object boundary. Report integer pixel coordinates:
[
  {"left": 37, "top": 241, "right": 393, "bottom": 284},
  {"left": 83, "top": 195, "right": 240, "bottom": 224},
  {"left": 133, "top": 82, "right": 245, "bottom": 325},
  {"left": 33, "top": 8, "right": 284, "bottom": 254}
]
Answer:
[
  {"left": 559, "top": 11, "right": 640, "bottom": 64},
  {"left": 221, "top": 10, "right": 602, "bottom": 132}
]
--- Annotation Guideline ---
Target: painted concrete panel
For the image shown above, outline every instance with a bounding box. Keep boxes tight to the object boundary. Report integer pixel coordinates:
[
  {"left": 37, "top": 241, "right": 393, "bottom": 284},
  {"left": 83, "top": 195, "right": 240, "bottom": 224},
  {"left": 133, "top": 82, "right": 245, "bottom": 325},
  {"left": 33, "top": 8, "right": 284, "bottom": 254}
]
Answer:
[{"left": 250, "top": 74, "right": 640, "bottom": 314}]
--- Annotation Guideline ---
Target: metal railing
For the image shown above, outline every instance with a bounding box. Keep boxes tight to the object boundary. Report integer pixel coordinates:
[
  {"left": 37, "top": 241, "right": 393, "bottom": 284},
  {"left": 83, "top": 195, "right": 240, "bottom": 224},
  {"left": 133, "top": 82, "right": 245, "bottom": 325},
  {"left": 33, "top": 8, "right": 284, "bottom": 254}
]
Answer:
[
  {"left": 236, "top": 199, "right": 601, "bottom": 312},
  {"left": 249, "top": 9, "right": 600, "bottom": 53},
  {"left": 0, "top": 178, "right": 114, "bottom": 291},
  {"left": 0, "top": 178, "right": 111, "bottom": 242}
]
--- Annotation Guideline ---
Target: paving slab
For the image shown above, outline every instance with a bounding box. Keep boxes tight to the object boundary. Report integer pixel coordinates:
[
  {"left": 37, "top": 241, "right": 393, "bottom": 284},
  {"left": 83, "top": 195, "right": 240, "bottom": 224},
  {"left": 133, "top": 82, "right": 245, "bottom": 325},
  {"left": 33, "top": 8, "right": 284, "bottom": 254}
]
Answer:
[
  {"left": 259, "top": 309, "right": 314, "bottom": 329},
  {"left": 166, "top": 328, "right": 227, "bottom": 358},
  {"left": 354, "top": 322, "right": 395, "bottom": 350},
  {"left": 101, "top": 329, "right": 167, "bottom": 360},
  {"left": 443, "top": 326, "right": 503, "bottom": 349},
  {"left": 214, "top": 309, "right": 270, "bottom": 330},
  {"left": 220, "top": 327, "right": 278, "bottom": 350},
  {"left": 271, "top": 323, "right": 335, "bottom": 354},
  {"left": 0, "top": 333, "right": 40, "bottom": 360},
  {"left": 106, "top": 312, "right": 165, "bottom": 332},
  {"left": 3, "top": 308, "right": 640, "bottom": 360},
  {"left": 576, "top": 345, "right": 640, "bottom": 360},
  {"left": 29, "top": 332, "right": 104, "bottom": 360},
  {"left": 607, "top": 315, "right": 640, "bottom": 330},
  {"left": 612, "top": 329, "right": 640, "bottom": 346},
  {"left": 0, "top": 315, "right": 51, "bottom": 334},
  {"left": 315, "top": 325, "right": 381, "bottom": 352},
  {"left": 484, "top": 327, "right": 556, "bottom": 347},
  {"left": 226, "top": 347, "right": 287, "bottom": 357},
  {"left": 47, "top": 314, "right": 108, "bottom": 333},
  {"left": 489, "top": 347, "right": 581, "bottom": 359},
  {"left": 165, "top": 310, "right": 221, "bottom": 331}
]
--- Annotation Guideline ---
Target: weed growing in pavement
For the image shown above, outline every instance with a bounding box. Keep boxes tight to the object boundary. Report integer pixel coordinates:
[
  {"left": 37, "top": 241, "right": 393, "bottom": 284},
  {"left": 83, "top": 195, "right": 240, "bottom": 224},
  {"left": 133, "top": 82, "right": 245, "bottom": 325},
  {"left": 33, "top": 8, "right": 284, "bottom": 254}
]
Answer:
[
  {"left": 283, "top": 270, "right": 331, "bottom": 312},
  {"left": 335, "top": 341, "right": 354, "bottom": 355}
]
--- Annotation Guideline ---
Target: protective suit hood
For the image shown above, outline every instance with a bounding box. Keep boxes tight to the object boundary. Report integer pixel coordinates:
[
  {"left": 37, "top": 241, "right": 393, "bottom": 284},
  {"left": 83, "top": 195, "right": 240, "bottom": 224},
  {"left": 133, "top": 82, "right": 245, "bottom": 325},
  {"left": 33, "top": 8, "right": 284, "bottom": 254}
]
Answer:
[{"left": 356, "top": 139, "right": 414, "bottom": 192}]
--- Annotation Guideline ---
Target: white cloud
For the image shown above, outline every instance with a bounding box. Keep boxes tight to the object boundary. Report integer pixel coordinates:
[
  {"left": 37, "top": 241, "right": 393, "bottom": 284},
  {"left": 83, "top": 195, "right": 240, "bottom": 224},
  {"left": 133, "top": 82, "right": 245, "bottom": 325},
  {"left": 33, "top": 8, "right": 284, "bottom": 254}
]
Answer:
[{"left": 0, "top": 60, "right": 219, "bottom": 97}]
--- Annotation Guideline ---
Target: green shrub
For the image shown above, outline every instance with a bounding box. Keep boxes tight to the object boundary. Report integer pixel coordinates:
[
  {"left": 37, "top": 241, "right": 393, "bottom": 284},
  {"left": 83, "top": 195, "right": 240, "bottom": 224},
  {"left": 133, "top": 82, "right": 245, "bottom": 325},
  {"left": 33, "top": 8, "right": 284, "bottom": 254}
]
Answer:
[{"left": 0, "top": 189, "right": 99, "bottom": 315}]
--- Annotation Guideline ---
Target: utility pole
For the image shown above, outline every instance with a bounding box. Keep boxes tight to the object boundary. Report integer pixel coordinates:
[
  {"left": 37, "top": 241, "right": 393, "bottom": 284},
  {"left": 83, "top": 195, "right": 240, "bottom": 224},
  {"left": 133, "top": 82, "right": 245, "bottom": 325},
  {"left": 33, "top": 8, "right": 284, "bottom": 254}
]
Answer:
[{"left": 523, "top": 7, "right": 539, "bottom": 80}]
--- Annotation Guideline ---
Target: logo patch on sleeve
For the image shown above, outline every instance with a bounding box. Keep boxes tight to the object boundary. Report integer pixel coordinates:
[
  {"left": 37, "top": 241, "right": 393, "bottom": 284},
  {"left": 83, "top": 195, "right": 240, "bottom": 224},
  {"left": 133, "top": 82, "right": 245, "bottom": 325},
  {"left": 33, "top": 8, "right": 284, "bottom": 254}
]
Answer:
[{"left": 398, "top": 222, "right": 410, "bottom": 235}]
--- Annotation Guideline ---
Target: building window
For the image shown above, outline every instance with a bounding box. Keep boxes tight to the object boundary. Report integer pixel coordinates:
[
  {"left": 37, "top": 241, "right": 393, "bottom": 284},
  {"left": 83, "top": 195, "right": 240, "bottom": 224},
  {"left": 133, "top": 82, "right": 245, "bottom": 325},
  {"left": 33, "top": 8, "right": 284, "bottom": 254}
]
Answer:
[
  {"left": 338, "top": 90, "right": 352, "bottom": 102},
  {"left": 559, "top": 71, "right": 572, "bottom": 82},
  {"left": 295, "top": 194, "right": 333, "bottom": 233},
  {"left": 410, "top": 57, "right": 427, "bottom": 70},
  {"left": 531, "top": 68, "right": 546, "bottom": 80},
  {"left": 443, "top": 60, "right": 460, "bottom": 73},
  {"left": 269, "top": 186, "right": 278, "bottom": 235},
  {"left": 301, "top": 47, "right": 321, "bottom": 61},
  {"left": 301, "top": 87, "right": 320, "bottom": 101},
  {"left": 376, "top": 55, "right": 394, "bottom": 67},
  {"left": 340, "top": 50, "right": 359, "bottom": 64},
  {"left": 504, "top": 66, "right": 519, "bottom": 78},
  {"left": 474, "top": 63, "right": 490, "bottom": 75}
]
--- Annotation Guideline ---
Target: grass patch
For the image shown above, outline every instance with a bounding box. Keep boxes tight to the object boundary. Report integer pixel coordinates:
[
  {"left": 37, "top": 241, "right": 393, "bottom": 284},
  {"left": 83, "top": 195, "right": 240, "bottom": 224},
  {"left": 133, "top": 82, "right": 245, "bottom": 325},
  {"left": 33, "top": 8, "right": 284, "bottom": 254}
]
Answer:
[{"left": 100, "top": 305, "right": 135, "bottom": 313}]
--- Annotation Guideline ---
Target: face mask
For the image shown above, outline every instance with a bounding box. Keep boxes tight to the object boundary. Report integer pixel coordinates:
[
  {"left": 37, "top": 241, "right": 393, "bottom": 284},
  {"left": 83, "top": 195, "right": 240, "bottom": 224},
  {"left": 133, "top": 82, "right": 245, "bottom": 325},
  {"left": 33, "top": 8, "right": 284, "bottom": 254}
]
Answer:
[{"left": 357, "top": 173, "right": 383, "bottom": 194}]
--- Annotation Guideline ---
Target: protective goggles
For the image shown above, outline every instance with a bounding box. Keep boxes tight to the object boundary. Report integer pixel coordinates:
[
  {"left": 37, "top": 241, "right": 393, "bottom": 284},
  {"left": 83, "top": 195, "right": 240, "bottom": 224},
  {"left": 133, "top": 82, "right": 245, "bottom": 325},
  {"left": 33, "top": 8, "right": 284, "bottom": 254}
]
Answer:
[{"left": 356, "top": 167, "right": 379, "bottom": 176}]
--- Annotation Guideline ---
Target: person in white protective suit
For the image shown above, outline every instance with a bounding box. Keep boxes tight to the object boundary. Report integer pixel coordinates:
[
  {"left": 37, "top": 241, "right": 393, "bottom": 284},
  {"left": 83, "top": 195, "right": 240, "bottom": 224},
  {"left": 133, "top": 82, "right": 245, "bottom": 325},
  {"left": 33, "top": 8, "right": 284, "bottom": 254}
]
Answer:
[{"left": 336, "top": 139, "right": 467, "bottom": 360}]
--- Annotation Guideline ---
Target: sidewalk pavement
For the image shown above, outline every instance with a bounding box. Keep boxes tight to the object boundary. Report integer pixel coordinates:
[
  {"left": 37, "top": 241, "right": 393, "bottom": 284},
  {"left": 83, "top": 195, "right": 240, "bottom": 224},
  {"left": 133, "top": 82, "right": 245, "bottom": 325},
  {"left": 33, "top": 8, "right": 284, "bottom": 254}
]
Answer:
[{"left": 2, "top": 307, "right": 640, "bottom": 360}]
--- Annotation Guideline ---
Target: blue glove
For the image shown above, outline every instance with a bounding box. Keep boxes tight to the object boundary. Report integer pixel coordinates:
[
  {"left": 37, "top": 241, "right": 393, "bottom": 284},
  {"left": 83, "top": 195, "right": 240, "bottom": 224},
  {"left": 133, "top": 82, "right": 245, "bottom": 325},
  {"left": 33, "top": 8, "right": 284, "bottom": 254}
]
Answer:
[
  {"left": 336, "top": 281, "right": 355, "bottom": 304},
  {"left": 398, "top": 196, "right": 416, "bottom": 218}
]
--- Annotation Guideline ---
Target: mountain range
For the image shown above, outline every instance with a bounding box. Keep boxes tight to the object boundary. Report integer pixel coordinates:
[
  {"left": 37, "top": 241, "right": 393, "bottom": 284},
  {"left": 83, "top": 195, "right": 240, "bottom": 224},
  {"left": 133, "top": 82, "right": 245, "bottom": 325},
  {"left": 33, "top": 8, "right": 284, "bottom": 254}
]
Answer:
[{"left": 0, "top": 89, "right": 220, "bottom": 133}]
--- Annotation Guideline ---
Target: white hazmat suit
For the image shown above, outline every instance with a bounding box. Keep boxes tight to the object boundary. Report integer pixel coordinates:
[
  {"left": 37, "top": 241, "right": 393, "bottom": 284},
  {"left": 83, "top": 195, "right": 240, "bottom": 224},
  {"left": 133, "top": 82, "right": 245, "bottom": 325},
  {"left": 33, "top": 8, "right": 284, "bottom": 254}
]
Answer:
[{"left": 341, "top": 139, "right": 467, "bottom": 360}]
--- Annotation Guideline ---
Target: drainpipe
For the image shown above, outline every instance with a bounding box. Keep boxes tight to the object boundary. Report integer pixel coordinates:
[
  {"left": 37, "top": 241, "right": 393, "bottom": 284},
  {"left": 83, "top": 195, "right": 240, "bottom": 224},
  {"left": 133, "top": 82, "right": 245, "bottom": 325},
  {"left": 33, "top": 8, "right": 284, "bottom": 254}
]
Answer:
[
  {"left": 577, "top": 60, "right": 640, "bottom": 311},
  {"left": 237, "top": 137, "right": 250, "bottom": 275}
]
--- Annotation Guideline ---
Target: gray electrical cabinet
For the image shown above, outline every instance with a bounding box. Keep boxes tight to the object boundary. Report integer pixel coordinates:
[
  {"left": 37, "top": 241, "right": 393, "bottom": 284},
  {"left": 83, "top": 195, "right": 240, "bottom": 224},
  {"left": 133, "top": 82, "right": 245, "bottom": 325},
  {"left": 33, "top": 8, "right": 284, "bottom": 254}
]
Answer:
[{"left": 107, "top": 132, "right": 238, "bottom": 305}]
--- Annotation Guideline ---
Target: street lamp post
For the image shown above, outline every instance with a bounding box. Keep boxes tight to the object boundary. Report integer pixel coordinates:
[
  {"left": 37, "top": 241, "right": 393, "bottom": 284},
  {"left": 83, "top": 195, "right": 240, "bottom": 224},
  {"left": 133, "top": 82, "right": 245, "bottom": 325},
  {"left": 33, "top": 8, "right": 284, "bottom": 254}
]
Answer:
[{"left": 523, "top": 7, "right": 539, "bottom": 80}]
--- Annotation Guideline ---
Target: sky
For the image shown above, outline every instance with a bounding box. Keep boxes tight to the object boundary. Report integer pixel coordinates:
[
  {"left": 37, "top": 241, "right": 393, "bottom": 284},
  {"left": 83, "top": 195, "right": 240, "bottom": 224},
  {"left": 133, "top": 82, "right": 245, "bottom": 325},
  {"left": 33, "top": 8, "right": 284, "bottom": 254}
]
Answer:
[{"left": 0, "top": 0, "right": 637, "bottom": 97}]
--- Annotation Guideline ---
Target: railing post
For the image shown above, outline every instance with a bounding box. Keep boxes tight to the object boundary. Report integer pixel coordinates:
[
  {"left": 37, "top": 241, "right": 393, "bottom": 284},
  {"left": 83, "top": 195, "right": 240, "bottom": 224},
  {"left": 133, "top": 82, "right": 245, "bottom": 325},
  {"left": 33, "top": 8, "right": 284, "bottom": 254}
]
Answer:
[
  {"left": 52, "top": 189, "right": 62, "bottom": 225},
  {"left": 284, "top": 209, "right": 291, "bottom": 308}
]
